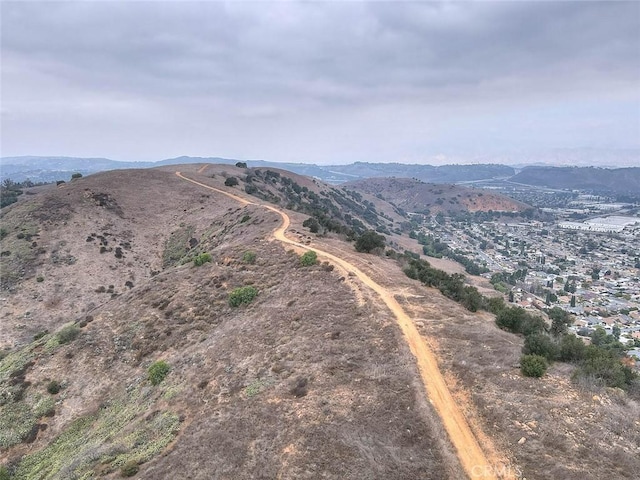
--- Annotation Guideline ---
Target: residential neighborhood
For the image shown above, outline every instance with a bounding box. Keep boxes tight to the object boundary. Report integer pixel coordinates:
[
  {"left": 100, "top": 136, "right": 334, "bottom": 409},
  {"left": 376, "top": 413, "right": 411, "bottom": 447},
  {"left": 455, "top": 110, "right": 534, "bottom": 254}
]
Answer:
[{"left": 411, "top": 197, "right": 640, "bottom": 368}]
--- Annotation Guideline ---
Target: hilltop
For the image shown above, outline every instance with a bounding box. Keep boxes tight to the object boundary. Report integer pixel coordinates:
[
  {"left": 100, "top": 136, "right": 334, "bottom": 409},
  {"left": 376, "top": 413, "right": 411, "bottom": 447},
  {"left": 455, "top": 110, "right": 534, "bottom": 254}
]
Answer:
[{"left": 1, "top": 165, "right": 638, "bottom": 479}]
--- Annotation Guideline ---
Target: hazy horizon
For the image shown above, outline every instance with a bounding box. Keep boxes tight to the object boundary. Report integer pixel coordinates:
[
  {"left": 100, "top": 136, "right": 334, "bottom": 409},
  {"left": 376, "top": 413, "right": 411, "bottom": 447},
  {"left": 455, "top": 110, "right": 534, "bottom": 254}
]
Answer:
[
  {"left": 2, "top": 146, "right": 640, "bottom": 169},
  {"left": 2, "top": 1, "right": 639, "bottom": 165}
]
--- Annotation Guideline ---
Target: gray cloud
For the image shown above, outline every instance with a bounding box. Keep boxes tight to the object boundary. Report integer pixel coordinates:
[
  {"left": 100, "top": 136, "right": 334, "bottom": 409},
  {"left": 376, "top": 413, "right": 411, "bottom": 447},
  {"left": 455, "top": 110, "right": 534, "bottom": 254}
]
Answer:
[{"left": 1, "top": 1, "right": 638, "bottom": 163}]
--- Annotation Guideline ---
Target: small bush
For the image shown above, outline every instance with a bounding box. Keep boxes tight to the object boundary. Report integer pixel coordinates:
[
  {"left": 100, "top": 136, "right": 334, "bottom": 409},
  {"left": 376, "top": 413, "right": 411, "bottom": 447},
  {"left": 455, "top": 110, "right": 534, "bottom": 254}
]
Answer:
[
  {"left": 355, "top": 230, "right": 385, "bottom": 253},
  {"left": 321, "top": 262, "right": 334, "bottom": 272},
  {"left": 120, "top": 460, "right": 139, "bottom": 477},
  {"left": 240, "top": 214, "right": 251, "bottom": 223},
  {"left": 523, "top": 333, "right": 558, "bottom": 362},
  {"left": 224, "top": 176, "right": 239, "bottom": 187},
  {"left": 71, "top": 173, "right": 83, "bottom": 179},
  {"left": 558, "top": 334, "right": 587, "bottom": 362},
  {"left": 303, "top": 217, "right": 320, "bottom": 233},
  {"left": 36, "top": 276, "right": 44, "bottom": 282},
  {"left": 47, "top": 380, "right": 61, "bottom": 395},
  {"left": 290, "top": 377, "right": 308, "bottom": 398},
  {"left": 300, "top": 250, "right": 318, "bottom": 267},
  {"left": 242, "top": 251, "right": 256, "bottom": 264},
  {"left": 193, "top": 252, "right": 212, "bottom": 266},
  {"left": 228, "top": 286, "right": 258, "bottom": 307},
  {"left": 148, "top": 360, "right": 170, "bottom": 386},
  {"left": 33, "top": 330, "right": 49, "bottom": 341},
  {"left": 56, "top": 325, "right": 80, "bottom": 344},
  {"left": 520, "top": 354, "right": 548, "bottom": 378},
  {"left": 0, "top": 465, "right": 10, "bottom": 480}
]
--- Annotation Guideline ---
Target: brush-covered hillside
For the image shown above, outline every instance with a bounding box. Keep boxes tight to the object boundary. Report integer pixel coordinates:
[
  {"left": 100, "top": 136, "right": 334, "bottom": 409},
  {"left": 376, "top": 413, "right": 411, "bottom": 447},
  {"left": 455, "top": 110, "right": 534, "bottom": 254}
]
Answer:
[
  {"left": 344, "top": 177, "right": 529, "bottom": 215},
  {"left": 0, "top": 165, "right": 462, "bottom": 479},
  {"left": 1, "top": 164, "right": 639, "bottom": 480}
]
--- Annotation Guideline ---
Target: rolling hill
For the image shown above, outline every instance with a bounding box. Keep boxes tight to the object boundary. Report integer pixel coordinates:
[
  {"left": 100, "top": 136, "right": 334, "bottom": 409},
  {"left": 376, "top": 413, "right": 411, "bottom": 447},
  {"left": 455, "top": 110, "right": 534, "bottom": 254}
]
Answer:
[
  {"left": 344, "top": 177, "right": 529, "bottom": 215},
  {"left": 1, "top": 165, "right": 638, "bottom": 479},
  {"left": 0, "top": 156, "right": 514, "bottom": 185}
]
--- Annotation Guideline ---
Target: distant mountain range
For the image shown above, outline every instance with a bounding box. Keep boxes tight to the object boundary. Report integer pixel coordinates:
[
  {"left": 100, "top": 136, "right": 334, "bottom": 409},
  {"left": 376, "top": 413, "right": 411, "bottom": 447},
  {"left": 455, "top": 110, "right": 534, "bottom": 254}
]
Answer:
[
  {"left": 0, "top": 155, "right": 516, "bottom": 184},
  {"left": 1, "top": 155, "right": 639, "bottom": 194}
]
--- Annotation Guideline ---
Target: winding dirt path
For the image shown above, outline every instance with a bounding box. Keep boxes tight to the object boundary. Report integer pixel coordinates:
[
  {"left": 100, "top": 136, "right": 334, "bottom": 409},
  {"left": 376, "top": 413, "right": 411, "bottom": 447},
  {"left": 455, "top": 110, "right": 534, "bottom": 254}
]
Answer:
[{"left": 175, "top": 171, "right": 498, "bottom": 479}]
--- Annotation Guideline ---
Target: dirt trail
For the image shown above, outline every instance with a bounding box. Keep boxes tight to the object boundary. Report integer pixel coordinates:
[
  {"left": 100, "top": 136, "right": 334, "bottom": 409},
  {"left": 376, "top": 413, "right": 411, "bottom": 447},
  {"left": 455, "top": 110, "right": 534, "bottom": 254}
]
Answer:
[{"left": 175, "top": 171, "right": 500, "bottom": 479}]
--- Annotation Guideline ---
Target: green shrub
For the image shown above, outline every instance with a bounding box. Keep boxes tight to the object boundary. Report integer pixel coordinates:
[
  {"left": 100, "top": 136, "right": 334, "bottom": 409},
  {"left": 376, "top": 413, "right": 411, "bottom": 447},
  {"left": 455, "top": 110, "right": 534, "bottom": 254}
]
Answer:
[
  {"left": 486, "top": 296, "right": 506, "bottom": 315},
  {"left": 224, "top": 176, "right": 239, "bottom": 187},
  {"left": 355, "top": 230, "right": 385, "bottom": 253},
  {"left": 523, "top": 333, "right": 558, "bottom": 362},
  {"left": 573, "top": 346, "right": 636, "bottom": 389},
  {"left": 242, "top": 251, "right": 256, "bottom": 264},
  {"left": 302, "top": 217, "right": 320, "bottom": 233},
  {"left": 71, "top": 173, "right": 83, "bottom": 180},
  {"left": 56, "top": 325, "right": 80, "bottom": 344},
  {"left": 33, "top": 330, "right": 48, "bottom": 341},
  {"left": 300, "top": 250, "right": 318, "bottom": 267},
  {"left": 228, "top": 286, "right": 258, "bottom": 307},
  {"left": 520, "top": 354, "right": 548, "bottom": 378},
  {"left": 0, "top": 465, "right": 10, "bottom": 480},
  {"left": 36, "top": 276, "right": 44, "bottom": 283},
  {"left": 558, "top": 334, "right": 587, "bottom": 362},
  {"left": 193, "top": 252, "right": 212, "bottom": 266},
  {"left": 120, "top": 460, "right": 139, "bottom": 477},
  {"left": 148, "top": 360, "right": 170, "bottom": 386},
  {"left": 495, "top": 307, "right": 545, "bottom": 336},
  {"left": 240, "top": 214, "right": 251, "bottom": 223},
  {"left": 47, "top": 380, "right": 61, "bottom": 395}
]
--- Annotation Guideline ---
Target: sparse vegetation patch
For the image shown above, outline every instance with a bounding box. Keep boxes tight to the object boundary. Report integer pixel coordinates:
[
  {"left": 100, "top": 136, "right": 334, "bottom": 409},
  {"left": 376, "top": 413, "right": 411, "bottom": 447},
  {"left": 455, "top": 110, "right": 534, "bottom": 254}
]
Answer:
[
  {"left": 193, "top": 252, "right": 212, "bottom": 266},
  {"left": 228, "top": 286, "right": 258, "bottom": 307},
  {"left": 162, "top": 225, "right": 195, "bottom": 268},
  {"left": 12, "top": 386, "right": 180, "bottom": 479},
  {"left": 148, "top": 360, "right": 170, "bottom": 386},
  {"left": 241, "top": 250, "right": 257, "bottom": 264},
  {"left": 299, "top": 250, "right": 318, "bottom": 266},
  {"left": 56, "top": 324, "right": 80, "bottom": 345},
  {"left": 520, "top": 354, "right": 548, "bottom": 377}
]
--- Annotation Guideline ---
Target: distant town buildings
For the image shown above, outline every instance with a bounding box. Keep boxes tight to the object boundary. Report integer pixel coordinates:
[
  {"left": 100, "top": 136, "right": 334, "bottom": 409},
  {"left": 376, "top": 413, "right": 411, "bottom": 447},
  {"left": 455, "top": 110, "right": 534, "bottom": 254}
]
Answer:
[{"left": 559, "top": 216, "right": 639, "bottom": 233}]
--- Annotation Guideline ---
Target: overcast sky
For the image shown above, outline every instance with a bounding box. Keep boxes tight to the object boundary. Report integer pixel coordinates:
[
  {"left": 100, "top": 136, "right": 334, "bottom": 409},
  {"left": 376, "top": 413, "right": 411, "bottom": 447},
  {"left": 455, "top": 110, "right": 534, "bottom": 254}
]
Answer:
[{"left": 1, "top": 1, "right": 639, "bottom": 165}]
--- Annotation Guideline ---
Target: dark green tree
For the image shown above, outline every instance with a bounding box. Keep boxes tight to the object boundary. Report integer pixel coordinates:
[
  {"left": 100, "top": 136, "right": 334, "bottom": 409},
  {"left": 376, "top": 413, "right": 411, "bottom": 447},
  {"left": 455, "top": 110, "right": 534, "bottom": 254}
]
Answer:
[
  {"left": 355, "top": 230, "right": 385, "bottom": 253},
  {"left": 558, "top": 334, "right": 586, "bottom": 362},
  {"left": 523, "top": 333, "right": 558, "bottom": 361},
  {"left": 549, "top": 307, "right": 572, "bottom": 336},
  {"left": 224, "top": 176, "right": 239, "bottom": 187},
  {"left": 612, "top": 325, "right": 621, "bottom": 340}
]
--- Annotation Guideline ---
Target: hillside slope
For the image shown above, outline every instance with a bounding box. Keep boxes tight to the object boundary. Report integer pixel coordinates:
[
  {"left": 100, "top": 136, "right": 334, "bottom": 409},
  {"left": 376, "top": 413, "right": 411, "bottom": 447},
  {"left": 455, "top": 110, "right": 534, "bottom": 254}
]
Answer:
[
  {"left": 2, "top": 165, "right": 638, "bottom": 480},
  {"left": 345, "top": 177, "right": 528, "bottom": 214},
  {"left": 0, "top": 166, "right": 463, "bottom": 479}
]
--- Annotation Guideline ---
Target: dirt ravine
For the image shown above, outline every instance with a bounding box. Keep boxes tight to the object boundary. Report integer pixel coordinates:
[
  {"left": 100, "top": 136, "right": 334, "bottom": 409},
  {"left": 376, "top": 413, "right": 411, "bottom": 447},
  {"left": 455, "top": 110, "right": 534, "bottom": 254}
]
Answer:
[{"left": 176, "top": 171, "right": 500, "bottom": 479}]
